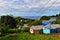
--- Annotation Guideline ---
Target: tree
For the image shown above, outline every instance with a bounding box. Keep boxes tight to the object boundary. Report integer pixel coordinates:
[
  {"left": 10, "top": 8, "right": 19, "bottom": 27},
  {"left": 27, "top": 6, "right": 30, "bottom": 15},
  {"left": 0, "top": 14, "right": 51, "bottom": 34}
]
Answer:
[
  {"left": 28, "top": 20, "right": 42, "bottom": 26},
  {"left": 40, "top": 16, "right": 50, "bottom": 20},
  {"left": 0, "top": 15, "right": 17, "bottom": 35},
  {"left": 52, "top": 20, "right": 60, "bottom": 24},
  {"left": 15, "top": 17, "right": 24, "bottom": 27},
  {"left": 0, "top": 15, "right": 17, "bottom": 28}
]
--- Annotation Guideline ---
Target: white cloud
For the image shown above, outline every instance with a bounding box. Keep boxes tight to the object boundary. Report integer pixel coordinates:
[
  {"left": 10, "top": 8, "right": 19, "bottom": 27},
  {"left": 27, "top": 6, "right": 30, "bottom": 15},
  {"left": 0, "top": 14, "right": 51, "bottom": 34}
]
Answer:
[{"left": 0, "top": 0, "right": 60, "bottom": 13}]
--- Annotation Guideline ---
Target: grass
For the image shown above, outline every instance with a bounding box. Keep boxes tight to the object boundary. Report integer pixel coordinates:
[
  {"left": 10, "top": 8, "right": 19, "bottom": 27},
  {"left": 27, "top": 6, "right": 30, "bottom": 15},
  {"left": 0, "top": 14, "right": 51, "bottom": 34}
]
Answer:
[{"left": 0, "top": 32, "right": 60, "bottom": 40}]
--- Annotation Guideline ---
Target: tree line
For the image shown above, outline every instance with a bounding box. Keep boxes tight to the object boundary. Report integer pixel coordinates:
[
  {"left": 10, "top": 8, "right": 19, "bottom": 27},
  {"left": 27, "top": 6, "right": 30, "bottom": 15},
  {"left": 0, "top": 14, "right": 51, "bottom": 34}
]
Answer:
[{"left": 0, "top": 14, "right": 60, "bottom": 31}]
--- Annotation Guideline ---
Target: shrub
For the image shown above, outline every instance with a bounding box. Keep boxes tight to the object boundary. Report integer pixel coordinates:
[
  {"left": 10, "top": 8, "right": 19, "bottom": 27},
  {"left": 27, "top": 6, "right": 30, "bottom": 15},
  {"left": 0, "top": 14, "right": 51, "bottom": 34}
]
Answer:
[
  {"left": 6, "top": 29, "right": 19, "bottom": 33},
  {"left": 7, "top": 33, "right": 18, "bottom": 37},
  {"left": 21, "top": 28, "right": 29, "bottom": 32},
  {"left": 18, "top": 29, "right": 21, "bottom": 33},
  {"left": 39, "top": 30, "right": 43, "bottom": 34}
]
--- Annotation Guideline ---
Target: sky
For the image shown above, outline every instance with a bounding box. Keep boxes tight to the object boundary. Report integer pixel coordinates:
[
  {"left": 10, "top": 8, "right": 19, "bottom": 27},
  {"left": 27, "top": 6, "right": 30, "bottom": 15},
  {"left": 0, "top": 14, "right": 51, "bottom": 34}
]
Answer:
[{"left": 0, "top": 0, "right": 60, "bottom": 17}]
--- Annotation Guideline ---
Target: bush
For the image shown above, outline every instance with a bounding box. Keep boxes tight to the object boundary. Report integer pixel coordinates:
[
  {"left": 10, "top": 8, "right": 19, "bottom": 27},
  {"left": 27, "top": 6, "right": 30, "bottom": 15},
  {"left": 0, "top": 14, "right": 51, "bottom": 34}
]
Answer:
[
  {"left": 21, "top": 28, "right": 29, "bottom": 32},
  {"left": 0, "top": 28, "right": 21, "bottom": 36},
  {"left": 5, "top": 29, "right": 21, "bottom": 33},
  {"left": 7, "top": 33, "right": 18, "bottom": 37},
  {"left": 0, "top": 32, "right": 1, "bottom": 36},
  {"left": 0, "top": 28, "right": 29, "bottom": 35},
  {"left": 8, "top": 29, "right": 17, "bottom": 33},
  {"left": 39, "top": 30, "right": 43, "bottom": 34},
  {"left": 18, "top": 29, "right": 21, "bottom": 33}
]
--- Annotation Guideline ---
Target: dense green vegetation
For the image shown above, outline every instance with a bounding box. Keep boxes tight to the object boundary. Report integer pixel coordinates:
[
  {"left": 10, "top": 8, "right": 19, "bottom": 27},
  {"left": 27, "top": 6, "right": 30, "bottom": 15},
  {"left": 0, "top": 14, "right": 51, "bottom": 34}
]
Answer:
[
  {"left": 0, "top": 14, "right": 60, "bottom": 40},
  {"left": 52, "top": 19, "right": 60, "bottom": 24},
  {"left": 40, "top": 16, "right": 50, "bottom": 20},
  {"left": 0, "top": 32, "right": 60, "bottom": 40},
  {"left": 40, "top": 14, "right": 60, "bottom": 24}
]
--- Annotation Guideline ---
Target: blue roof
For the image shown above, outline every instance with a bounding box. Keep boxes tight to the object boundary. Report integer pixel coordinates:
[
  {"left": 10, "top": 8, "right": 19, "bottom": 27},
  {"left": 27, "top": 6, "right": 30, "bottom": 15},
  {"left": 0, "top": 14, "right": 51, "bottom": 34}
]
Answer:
[{"left": 42, "top": 21, "right": 51, "bottom": 25}]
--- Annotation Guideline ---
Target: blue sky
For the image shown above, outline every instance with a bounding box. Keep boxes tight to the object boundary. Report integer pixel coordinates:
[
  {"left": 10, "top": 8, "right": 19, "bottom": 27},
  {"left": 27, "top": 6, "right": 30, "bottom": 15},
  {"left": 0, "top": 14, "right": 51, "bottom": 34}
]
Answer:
[{"left": 0, "top": 0, "right": 60, "bottom": 17}]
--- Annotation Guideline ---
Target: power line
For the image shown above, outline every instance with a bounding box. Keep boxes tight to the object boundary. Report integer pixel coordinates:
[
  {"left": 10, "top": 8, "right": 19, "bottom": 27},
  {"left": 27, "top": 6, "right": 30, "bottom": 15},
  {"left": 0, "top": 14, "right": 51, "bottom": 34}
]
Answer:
[
  {"left": 37, "top": 0, "right": 57, "bottom": 13},
  {"left": 36, "top": 0, "right": 51, "bottom": 13},
  {"left": 41, "top": 0, "right": 57, "bottom": 13}
]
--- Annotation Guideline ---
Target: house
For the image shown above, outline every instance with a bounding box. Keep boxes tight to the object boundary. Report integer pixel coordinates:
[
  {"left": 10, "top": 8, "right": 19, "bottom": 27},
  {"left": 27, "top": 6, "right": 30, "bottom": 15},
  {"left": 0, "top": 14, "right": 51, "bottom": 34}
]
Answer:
[
  {"left": 50, "top": 17, "right": 57, "bottom": 21},
  {"left": 50, "top": 24, "right": 60, "bottom": 34},
  {"left": 43, "top": 27, "right": 50, "bottom": 34},
  {"left": 29, "top": 25, "right": 43, "bottom": 34},
  {"left": 42, "top": 20, "right": 51, "bottom": 34},
  {"left": 42, "top": 17, "right": 57, "bottom": 25},
  {"left": 23, "top": 24, "right": 28, "bottom": 27},
  {"left": 43, "top": 24, "right": 60, "bottom": 34},
  {"left": 29, "top": 24, "right": 60, "bottom": 34}
]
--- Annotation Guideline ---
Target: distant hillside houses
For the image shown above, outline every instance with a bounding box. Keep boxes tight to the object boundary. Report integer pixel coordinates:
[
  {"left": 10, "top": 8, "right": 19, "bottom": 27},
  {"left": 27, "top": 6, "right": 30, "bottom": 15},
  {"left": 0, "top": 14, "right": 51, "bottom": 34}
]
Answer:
[
  {"left": 50, "top": 17, "right": 57, "bottom": 21},
  {"left": 42, "top": 17, "right": 57, "bottom": 22}
]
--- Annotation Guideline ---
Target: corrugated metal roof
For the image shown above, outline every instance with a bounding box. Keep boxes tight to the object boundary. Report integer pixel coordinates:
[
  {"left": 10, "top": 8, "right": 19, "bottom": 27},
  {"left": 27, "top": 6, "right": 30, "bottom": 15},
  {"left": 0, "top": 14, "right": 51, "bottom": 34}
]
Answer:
[
  {"left": 31, "top": 25, "right": 43, "bottom": 30},
  {"left": 31, "top": 24, "right": 60, "bottom": 30},
  {"left": 51, "top": 24, "right": 60, "bottom": 29}
]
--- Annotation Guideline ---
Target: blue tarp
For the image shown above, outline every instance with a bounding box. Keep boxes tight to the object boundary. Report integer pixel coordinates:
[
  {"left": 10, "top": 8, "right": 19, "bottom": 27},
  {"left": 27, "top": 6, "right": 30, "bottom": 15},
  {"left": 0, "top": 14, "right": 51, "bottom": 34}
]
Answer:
[{"left": 42, "top": 22, "right": 51, "bottom": 26}]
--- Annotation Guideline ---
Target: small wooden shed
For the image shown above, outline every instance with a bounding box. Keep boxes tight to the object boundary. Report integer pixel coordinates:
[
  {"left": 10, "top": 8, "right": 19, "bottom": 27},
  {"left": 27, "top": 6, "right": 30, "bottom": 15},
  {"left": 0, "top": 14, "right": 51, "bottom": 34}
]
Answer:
[{"left": 29, "top": 25, "right": 43, "bottom": 34}]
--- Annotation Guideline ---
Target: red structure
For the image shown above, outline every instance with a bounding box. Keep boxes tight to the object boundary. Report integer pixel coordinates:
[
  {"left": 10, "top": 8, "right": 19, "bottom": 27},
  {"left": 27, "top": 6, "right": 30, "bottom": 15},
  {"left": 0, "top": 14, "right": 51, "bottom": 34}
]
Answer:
[{"left": 29, "top": 26, "right": 42, "bottom": 34}]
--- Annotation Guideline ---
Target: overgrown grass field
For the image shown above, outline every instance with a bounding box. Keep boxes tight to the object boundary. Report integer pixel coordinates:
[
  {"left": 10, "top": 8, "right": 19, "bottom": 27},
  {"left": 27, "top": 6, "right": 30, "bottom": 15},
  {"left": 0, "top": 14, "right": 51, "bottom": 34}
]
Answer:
[{"left": 0, "top": 32, "right": 60, "bottom": 40}]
